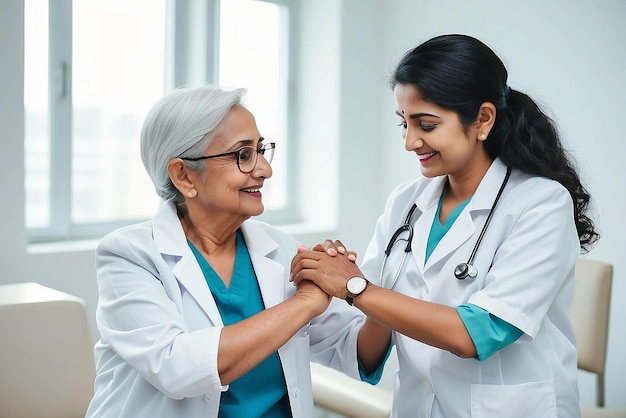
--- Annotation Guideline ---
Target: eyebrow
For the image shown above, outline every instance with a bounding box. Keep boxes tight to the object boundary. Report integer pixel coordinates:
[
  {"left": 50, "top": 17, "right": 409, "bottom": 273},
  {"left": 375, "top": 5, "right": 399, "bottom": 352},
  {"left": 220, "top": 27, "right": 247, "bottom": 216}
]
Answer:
[
  {"left": 395, "top": 110, "right": 441, "bottom": 119},
  {"left": 229, "top": 137, "right": 264, "bottom": 150}
]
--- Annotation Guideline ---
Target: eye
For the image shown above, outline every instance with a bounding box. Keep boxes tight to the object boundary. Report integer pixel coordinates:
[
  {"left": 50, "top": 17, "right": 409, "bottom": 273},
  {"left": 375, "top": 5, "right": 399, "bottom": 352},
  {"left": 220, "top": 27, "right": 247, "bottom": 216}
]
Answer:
[
  {"left": 397, "top": 119, "right": 407, "bottom": 129},
  {"left": 419, "top": 122, "right": 437, "bottom": 132},
  {"left": 238, "top": 147, "right": 255, "bottom": 162}
]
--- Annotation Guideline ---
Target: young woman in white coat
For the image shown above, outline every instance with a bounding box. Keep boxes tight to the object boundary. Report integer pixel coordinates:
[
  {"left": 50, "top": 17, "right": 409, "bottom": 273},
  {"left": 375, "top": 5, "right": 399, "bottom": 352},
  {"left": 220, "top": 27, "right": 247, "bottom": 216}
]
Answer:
[
  {"left": 85, "top": 86, "right": 365, "bottom": 418},
  {"left": 291, "top": 34, "right": 600, "bottom": 418}
]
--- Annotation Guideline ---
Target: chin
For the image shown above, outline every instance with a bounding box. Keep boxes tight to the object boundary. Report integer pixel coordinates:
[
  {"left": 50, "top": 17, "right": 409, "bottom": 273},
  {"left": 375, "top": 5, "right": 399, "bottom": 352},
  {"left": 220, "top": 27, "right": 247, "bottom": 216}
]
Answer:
[
  {"left": 420, "top": 168, "right": 440, "bottom": 179},
  {"left": 249, "top": 205, "right": 265, "bottom": 217}
]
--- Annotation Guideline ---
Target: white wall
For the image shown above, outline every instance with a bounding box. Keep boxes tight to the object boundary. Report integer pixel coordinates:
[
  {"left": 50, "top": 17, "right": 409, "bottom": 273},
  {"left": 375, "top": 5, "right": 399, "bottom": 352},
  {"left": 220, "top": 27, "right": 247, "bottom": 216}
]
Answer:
[{"left": 1, "top": 0, "right": 624, "bottom": 408}]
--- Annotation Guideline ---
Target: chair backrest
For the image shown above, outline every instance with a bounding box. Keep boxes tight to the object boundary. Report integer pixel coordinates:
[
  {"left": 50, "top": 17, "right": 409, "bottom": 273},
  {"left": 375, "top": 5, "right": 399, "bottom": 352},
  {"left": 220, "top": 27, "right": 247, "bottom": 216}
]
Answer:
[
  {"left": 0, "top": 282, "right": 96, "bottom": 418},
  {"left": 572, "top": 258, "right": 613, "bottom": 407}
]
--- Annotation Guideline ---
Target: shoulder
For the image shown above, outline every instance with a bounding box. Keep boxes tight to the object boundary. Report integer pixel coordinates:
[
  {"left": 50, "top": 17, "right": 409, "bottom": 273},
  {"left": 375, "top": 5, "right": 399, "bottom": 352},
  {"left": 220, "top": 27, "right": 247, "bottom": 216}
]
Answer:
[
  {"left": 94, "top": 220, "right": 165, "bottom": 271},
  {"left": 386, "top": 176, "right": 435, "bottom": 210},
  {"left": 241, "top": 219, "right": 300, "bottom": 255},
  {"left": 495, "top": 170, "right": 575, "bottom": 231},
  {"left": 389, "top": 176, "right": 431, "bottom": 198},
  {"left": 97, "top": 220, "right": 154, "bottom": 254},
  {"left": 243, "top": 219, "right": 298, "bottom": 242},
  {"left": 509, "top": 170, "right": 572, "bottom": 207}
]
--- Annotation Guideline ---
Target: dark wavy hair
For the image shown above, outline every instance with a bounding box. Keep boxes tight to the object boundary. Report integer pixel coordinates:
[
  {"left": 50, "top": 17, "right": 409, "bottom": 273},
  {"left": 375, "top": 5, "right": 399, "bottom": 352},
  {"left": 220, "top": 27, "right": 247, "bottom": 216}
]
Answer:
[{"left": 391, "top": 34, "right": 599, "bottom": 252}]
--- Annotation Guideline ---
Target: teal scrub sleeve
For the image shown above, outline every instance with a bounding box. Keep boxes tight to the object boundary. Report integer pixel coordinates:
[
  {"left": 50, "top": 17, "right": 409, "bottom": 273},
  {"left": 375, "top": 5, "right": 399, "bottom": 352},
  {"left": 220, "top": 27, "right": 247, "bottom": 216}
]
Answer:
[
  {"left": 358, "top": 344, "right": 393, "bottom": 384},
  {"left": 456, "top": 303, "right": 524, "bottom": 362}
]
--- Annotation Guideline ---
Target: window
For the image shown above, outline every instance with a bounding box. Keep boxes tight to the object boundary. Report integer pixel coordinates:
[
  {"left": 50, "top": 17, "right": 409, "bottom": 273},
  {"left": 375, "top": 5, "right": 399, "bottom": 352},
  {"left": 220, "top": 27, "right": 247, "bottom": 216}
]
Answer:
[{"left": 24, "top": 0, "right": 293, "bottom": 242}]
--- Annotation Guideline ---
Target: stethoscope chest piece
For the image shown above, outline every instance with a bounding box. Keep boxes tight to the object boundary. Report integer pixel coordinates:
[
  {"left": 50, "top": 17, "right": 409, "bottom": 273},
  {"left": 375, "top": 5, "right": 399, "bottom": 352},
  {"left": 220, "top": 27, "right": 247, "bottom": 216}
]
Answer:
[{"left": 454, "top": 263, "right": 478, "bottom": 280}]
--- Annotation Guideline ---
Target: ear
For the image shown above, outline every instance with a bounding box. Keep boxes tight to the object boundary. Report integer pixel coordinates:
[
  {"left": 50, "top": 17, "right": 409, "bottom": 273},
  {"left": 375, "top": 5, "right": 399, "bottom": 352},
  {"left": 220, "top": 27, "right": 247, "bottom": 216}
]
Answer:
[
  {"left": 167, "top": 158, "right": 198, "bottom": 199},
  {"left": 473, "top": 102, "right": 497, "bottom": 141}
]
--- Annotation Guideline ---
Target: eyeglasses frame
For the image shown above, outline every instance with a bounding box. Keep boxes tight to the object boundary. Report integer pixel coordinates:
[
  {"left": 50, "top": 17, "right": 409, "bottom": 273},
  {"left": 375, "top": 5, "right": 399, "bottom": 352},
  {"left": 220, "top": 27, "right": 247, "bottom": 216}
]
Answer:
[{"left": 180, "top": 140, "right": 275, "bottom": 173}]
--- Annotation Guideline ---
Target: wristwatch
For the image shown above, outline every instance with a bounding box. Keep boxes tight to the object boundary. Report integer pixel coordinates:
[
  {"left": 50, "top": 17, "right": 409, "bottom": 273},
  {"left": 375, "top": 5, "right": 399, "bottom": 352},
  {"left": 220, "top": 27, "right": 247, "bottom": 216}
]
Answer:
[{"left": 345, "top": 276, "right": 369, "bottom": 305}]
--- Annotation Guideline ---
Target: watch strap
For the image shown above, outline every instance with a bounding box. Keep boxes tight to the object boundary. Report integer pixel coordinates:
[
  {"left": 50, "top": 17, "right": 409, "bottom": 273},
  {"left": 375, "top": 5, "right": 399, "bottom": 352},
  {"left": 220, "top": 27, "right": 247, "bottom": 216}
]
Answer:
[{"left": 346, "top": 293, "right": 356, "bottom": 306}]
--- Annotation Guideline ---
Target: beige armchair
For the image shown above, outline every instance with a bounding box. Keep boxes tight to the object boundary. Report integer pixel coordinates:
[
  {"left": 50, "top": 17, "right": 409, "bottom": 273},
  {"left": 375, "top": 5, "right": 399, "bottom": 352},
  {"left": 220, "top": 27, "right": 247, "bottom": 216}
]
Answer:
[
  {"left": 573, "top": 259, "right": 626, "bottom": 417},
  {"left": 572, "top": 258, "right": 613, "bottom": 407},
  {"left": 0, "top": 282, "right": 95, "bottom": 418}
]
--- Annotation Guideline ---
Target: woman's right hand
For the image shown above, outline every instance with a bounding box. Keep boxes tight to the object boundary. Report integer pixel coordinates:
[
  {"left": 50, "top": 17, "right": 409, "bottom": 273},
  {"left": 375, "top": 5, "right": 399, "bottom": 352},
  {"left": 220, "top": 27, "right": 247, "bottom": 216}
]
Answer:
[{"left": 294, "top": 279, "right": 332, "bottom": 318}]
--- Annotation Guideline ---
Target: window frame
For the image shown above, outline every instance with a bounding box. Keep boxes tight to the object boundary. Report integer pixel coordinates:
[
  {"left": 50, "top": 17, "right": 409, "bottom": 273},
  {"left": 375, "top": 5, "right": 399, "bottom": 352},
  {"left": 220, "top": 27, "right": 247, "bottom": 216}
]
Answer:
[{"left": 27, "top": 0, "right": 299, "bottom": 243}]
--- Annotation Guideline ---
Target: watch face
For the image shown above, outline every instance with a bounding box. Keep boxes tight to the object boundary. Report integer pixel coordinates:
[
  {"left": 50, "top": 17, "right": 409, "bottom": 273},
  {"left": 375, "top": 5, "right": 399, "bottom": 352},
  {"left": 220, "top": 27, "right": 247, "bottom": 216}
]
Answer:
[{"left": 347, "top": 276, "right": 367, "bottom": 294}]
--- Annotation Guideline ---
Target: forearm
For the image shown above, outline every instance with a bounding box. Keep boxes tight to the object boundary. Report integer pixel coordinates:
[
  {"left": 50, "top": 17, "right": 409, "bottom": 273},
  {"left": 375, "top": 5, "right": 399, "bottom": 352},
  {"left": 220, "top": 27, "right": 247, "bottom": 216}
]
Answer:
[
  {"left": 218, "top": 296, "right": 317, "bottom": 384},
  {"left": 356, "top": 317, "right": 392, "bottom": 374},
  {"left": 354, "top": 284, "right": 477, "bottom": 359}
]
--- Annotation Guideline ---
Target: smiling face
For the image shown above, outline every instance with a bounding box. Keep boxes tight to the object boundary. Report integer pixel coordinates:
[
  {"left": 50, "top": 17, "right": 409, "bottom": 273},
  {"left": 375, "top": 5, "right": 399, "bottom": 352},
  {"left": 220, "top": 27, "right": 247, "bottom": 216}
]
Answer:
[
  {"left": 394, "top": 83, "right": 493, "bottom": 182},
  {"left": 189, "top": 106, "right": 272, "bottom": 224}
]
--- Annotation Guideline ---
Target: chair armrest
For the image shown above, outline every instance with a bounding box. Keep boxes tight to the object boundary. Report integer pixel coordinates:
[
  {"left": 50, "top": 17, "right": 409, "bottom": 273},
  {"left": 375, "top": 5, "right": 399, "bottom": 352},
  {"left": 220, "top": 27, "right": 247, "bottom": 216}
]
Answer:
[{"left": 311, "top": 362, "right": 392, "bottom": 418}]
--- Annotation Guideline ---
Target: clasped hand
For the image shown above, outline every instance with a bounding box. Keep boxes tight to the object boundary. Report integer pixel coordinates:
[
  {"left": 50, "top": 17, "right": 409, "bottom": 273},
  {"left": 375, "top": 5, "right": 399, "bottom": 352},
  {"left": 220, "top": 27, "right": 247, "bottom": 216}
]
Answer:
[{"left": 290, "top": 239, "right": 362, "bottom": 301}]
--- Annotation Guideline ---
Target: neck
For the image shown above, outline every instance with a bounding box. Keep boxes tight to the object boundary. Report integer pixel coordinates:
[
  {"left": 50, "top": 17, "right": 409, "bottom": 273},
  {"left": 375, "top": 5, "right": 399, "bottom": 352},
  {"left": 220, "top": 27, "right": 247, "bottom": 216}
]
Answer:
[
  {"left": 446, "top": 157, "right": 493, "bottom": 203},
  {"left": 179, "top": 209, "right": 239, "bottom": 256}
]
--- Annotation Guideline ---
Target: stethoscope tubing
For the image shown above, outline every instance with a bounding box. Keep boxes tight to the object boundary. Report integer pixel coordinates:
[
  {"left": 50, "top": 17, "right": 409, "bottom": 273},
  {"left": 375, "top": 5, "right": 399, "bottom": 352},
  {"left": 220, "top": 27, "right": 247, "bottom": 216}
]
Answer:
[
  {"left": 459, "top": 166, "right": 511, "bottom": 273},
  {"left": 379, "top": 167, "right": 512, "bottom": 288}
]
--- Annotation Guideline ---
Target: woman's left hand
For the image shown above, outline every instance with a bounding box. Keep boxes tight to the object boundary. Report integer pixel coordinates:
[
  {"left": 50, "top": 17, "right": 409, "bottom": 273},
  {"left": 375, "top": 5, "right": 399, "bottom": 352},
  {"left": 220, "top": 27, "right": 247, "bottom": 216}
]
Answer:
[
  {"left": 309, "top": 239, "right": 358, "bottom": 262},
  {"left": 290, "top": 246, "right": 364, "bottom": 299}
]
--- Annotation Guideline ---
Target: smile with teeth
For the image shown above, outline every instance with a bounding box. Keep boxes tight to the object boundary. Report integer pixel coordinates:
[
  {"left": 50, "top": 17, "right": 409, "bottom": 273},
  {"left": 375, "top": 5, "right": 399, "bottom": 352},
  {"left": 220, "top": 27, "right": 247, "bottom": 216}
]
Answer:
[
  {"left": 241, "top": 187, "right": 261, "bottom": 193},
  {"left": 418, "top": 151, "right": 439, "bottom": 161}
]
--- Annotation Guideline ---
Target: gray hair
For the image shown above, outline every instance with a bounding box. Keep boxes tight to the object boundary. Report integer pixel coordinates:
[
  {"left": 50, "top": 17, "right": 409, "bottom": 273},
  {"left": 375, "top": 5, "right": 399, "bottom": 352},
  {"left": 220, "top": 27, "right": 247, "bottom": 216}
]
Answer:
[{"left": 140, "top": 85, "right": 246, "bottom": 201}]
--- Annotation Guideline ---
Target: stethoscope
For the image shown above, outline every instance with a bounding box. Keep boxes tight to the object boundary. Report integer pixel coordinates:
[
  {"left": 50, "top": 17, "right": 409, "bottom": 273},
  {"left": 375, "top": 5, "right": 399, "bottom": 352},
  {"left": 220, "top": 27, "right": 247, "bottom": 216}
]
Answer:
[{"left": 379, "top": 167, "right": 512, "bottom": 289}]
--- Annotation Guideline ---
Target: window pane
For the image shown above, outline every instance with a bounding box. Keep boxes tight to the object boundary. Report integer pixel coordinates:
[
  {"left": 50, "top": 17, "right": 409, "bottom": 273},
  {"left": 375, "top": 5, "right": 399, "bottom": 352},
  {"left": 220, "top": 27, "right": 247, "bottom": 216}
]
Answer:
[
  {"left": 71, "top": 0, "right": 165, "bottom": 223},
  {"left": 219, "top": 0, "right": 287, "bottom": 210},
  {"left": 24, "top": 0, "right": 50, "bottom": 228}
]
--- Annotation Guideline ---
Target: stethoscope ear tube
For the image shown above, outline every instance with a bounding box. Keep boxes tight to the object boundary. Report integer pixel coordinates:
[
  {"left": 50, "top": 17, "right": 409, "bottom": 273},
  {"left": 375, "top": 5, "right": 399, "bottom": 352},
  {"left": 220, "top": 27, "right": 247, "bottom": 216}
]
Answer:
[{"left": 455, "top": 167, "right": 511, "bottom": 280}]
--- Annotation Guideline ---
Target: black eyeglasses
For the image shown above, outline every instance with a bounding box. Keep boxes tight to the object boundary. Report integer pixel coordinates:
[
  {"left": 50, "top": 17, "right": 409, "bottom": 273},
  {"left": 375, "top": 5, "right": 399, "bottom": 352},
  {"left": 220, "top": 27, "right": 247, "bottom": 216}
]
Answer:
[{"left": 181, "top": 141, "right": 275, "bottom": 173}]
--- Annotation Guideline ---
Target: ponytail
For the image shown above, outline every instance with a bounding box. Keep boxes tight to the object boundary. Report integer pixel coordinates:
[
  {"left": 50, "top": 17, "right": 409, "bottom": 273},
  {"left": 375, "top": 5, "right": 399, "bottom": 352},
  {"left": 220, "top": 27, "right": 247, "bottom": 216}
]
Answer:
[{"left": 487, "top": 90, "right": 599, "bottom": 252}]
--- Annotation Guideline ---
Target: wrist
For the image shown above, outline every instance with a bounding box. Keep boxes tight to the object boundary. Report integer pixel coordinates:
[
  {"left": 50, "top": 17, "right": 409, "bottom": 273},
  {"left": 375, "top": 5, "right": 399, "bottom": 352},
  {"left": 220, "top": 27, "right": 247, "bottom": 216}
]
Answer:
[{"left": 345, "top": 276, "right": 369, "bottom": 305}]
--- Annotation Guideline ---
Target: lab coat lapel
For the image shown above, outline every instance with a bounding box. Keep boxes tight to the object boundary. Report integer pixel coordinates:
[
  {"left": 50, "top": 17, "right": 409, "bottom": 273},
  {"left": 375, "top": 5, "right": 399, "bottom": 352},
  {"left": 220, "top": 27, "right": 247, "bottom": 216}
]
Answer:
[
  {"left": 411, "top": 177, "right": 447, "bottom": 274},
  {"left": 240, "top": 222, "right": 285, "bottom": 309},
  {"left": 152, "top": 201, "right": 223, "bottom": 326},
  {"left": 423, "top": 159, "right": 509, "bottom": 273},
  {"left": 424, "top": 207, "right": 476, "bottom": 272}
]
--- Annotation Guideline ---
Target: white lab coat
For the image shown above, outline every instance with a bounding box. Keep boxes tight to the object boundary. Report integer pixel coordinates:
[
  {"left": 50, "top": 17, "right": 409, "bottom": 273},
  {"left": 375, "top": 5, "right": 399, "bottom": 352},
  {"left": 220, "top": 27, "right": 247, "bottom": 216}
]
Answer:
[
  {"left": 86, "top": 201, "right": 364, "bottom": 418},
  {"left": 360, "top": 159, "right": 581, "bottom": 418}
]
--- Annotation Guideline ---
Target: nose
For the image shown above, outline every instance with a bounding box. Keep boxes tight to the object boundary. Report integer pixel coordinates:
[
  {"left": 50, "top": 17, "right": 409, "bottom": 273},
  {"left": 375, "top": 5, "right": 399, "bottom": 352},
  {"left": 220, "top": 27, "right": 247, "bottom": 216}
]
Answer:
[
  {"left": 403, "top": 126, "right": 424, "bottom": 152},
  {"left": 253, "top": 152, "right": 273, "bottom": 179}
]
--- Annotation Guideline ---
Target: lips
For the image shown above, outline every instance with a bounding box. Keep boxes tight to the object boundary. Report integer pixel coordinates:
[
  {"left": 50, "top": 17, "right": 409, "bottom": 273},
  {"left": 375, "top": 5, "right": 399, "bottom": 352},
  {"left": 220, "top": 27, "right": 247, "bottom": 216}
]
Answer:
[
  {"left": 418, "top": 151, "right": 439, "bottom": 162},
  {"left": 241, "top": 187, "right": 261, "bottom": 193}
]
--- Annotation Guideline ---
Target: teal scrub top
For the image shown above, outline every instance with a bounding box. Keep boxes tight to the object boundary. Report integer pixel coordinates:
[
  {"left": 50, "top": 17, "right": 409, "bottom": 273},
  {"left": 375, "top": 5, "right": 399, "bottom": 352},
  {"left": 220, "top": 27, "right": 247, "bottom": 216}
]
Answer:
[{"left": 188, "top": 230, "right": 291, "bottom": 417}]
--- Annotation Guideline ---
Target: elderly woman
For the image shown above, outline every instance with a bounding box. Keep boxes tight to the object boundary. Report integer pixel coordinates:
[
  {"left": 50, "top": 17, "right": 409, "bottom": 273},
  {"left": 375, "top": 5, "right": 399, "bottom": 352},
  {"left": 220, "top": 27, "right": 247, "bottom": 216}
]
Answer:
[{"left": 85, "top": 86, "right": 364, "bottom": 418}]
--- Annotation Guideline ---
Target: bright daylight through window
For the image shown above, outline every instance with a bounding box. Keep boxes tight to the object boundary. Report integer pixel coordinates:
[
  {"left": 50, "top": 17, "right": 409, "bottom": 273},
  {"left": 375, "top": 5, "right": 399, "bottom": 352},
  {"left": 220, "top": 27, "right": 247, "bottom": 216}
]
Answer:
[{"left": 24, "top": 0, "right": 289, "bottom": 242}]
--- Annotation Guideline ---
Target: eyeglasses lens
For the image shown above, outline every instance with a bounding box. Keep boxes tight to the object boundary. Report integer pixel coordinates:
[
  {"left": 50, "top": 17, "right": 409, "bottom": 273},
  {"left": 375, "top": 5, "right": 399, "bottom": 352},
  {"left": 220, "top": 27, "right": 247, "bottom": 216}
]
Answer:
[{"left": 238, "top": 143, "right": 275, "bottom": 173}]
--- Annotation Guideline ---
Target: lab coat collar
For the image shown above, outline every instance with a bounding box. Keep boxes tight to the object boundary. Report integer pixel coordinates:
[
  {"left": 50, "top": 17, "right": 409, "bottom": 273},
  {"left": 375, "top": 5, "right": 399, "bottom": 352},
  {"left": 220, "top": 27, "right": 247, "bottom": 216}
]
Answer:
[
  {"left": 151, "top": 201, "right": 285, "bottom": 318},
  {"left": 413, "top": 158, "right": 509, "bottom": 213},
  {"left": 240, "top": 222, "right": 285, "bottom": 309},
  {"left": 420, "top": 158, "right": 510, "bottom": 272},
  {"left": 467, "top": 158, "right": 509, "bottom": 211},
  {"left": 152, "top": 201, "right": 224, "bottom": 324}
]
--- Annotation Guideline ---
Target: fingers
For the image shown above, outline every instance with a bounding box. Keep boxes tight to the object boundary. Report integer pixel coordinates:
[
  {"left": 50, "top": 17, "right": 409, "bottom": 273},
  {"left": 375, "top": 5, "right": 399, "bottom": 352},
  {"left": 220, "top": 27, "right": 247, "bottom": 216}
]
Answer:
[
  {"left": 309, "top": 239, "right": 358, "bottom": 261},
  {"left": 290, "top": 251, "right": 326, "bottom": 285},
  {"left": 311, "top": 239, "right": 339, "bottom": 256}
]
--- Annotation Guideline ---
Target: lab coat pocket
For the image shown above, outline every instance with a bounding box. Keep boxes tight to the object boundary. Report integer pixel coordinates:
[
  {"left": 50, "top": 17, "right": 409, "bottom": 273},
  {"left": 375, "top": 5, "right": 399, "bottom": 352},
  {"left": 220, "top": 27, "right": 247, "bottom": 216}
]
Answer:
[{"left": 470, "top": 380, "right": 557, "bottom": 418}]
